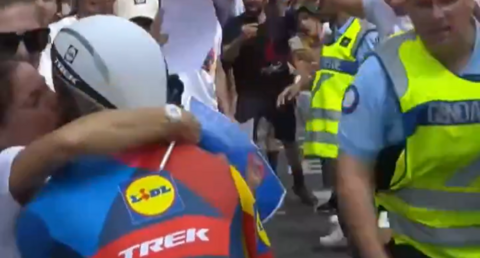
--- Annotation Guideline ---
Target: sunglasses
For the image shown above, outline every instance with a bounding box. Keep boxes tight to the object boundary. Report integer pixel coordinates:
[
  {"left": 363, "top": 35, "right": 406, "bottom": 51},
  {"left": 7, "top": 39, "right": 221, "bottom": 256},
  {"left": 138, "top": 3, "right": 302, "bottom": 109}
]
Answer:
[{"left": 0, "top": 28, "right": 50, "bottom": 56}]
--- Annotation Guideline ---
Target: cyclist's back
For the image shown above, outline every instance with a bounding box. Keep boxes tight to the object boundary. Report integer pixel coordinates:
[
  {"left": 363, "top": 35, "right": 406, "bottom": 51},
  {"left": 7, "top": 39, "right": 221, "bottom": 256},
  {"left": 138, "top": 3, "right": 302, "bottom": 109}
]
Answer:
[
  {"left": 15, "top": 15, "right": 271, "bottom": 258},
  {"left": 17, "top": 144, "right": 271, "bottom": 258}
]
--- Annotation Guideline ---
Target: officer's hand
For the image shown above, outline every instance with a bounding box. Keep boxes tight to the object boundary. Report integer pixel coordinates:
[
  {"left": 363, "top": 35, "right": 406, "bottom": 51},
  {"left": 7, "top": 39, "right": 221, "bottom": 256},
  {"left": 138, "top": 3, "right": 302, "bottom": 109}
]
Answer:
[
  {"left": 246, "top": 153, "right": 264, "bottom": 193},
  {"left": 277, "top": 84, "right": 301, "bottom": 107},
  {"left": 241, "top": 23, "right": 258, "bottom": 40},
  {"left": 171, "top": 110, "right": 201, "bottom": 143}
]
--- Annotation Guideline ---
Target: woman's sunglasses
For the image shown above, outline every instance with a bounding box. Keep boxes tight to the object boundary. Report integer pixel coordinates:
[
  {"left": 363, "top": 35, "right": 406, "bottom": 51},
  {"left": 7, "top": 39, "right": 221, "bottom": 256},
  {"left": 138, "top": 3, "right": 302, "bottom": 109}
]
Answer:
[{"left": 0, "top": 28, "right": 50, "bottom": 56}]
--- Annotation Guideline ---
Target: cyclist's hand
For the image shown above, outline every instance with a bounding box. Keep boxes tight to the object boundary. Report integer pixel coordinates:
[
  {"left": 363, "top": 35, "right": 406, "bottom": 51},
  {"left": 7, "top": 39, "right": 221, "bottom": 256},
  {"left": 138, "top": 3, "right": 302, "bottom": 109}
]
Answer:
[
  {"left": 172, "top": 110, "right": 201, "bottom": 143},
  {"left": 277, "top": 84, "right": 301, "bottom": 107}
]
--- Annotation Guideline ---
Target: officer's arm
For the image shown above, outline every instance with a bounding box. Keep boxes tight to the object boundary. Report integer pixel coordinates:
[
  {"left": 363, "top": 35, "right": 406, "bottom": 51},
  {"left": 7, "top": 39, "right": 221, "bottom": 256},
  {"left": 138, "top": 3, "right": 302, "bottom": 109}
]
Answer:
[
  {"left": 355, "top": 31, "right": 380, "bottom": 63},
  {"left": 9, "top": 108, "right": 199, "bottom": 204},
  {"left": 324, "top": 0, "right": 401, "bottom": 40},
  {"left": 336, "top": 57, "right": 392, "bottom": 258},
  {"left": 322, "top": 0, "right": 366, "bottom": 18}
]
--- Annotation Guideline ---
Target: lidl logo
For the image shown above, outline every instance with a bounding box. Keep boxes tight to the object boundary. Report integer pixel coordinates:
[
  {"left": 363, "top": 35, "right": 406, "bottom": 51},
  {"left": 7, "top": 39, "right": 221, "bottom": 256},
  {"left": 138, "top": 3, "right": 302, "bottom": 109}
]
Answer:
[{"left": 120, "top": 171, "right": 184, "bottom": 224}]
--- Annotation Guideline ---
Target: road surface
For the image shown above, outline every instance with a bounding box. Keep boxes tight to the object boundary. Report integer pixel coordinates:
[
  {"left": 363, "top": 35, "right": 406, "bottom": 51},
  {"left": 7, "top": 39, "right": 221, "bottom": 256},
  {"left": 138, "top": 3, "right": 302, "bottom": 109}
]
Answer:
[
  {"left": 262, "top": 93, "right": 352, "bottom": 258},
  {"left": 264, "top": 153, "right": 351, "bottom": 258}
]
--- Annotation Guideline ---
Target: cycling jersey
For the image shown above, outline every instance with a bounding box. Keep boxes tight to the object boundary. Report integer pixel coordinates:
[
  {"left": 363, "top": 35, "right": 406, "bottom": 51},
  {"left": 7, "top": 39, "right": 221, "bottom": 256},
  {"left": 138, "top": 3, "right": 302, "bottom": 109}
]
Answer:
[{"left": 16, "top": 145, "right": 272, "bottom": 258}]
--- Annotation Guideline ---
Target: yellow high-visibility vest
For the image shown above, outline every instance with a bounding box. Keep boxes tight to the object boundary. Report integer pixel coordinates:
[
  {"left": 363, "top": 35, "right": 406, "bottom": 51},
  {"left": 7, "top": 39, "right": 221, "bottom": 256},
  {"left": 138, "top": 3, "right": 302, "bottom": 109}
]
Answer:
[
  {"left": 375, "top": 31, "right": 480, "bottom": 258},
  {"left": 304, "top": 18, "right": 374, "bottom": 158}
]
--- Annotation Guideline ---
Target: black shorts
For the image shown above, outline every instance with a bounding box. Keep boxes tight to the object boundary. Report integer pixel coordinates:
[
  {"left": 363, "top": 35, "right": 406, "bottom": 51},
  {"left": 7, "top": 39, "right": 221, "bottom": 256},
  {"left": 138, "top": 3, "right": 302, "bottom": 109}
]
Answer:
[
  {"left": 321, "top": 157, "right": 337, "bottom": 188},
  {"left": 235, "top": 93, "right": 296, "bottom": 143}
]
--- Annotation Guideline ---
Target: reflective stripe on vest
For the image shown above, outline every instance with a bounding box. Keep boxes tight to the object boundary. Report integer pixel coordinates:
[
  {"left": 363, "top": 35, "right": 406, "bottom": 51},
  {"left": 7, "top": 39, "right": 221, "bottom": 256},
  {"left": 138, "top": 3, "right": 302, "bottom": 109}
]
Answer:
[
  {"left": 304, "top": 18, "right": 373, "bottom": 159},
  {"left": 388, "top": 212, "right": 480, "bottom": 247},
  {"left": 375, "top": 31, "right": 480, "bottom": 257}
]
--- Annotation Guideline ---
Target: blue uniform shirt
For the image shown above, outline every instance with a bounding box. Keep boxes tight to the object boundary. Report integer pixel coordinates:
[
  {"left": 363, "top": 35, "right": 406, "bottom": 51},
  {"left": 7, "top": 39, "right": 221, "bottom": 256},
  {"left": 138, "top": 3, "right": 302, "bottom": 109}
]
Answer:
[
  {"left": 339, "top": 22, "right": 480, "bottom": 162},
  {"left": 333, "top": 17, "right": 379, "bottom": 63}
]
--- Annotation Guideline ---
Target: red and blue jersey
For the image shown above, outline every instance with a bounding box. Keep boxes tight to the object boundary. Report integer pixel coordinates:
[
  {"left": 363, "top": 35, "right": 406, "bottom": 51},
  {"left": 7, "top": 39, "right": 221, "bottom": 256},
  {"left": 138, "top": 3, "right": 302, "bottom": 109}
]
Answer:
[{"left": 16, "top": 145, "right": 273, "bottom": 258}]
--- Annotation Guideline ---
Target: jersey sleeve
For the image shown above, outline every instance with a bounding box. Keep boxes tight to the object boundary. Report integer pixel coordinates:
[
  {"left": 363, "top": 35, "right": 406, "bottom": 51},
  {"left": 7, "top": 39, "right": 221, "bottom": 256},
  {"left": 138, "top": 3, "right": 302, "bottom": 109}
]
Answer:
[
  {"left": 230, "top": 166, "right": 273, "bottom": 258},
  {"left": 16, "top": 209, "right": 55, "bottom": 258}
]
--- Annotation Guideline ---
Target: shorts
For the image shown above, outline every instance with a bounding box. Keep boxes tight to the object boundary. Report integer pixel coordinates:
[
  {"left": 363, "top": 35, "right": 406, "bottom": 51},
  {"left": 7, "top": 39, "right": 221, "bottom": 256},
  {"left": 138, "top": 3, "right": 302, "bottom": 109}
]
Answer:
[
  {"left": 235, "top": 93, "right": 296, "bottom": 143},
  {"left": 321, "top": 157, "right": 337, "bottom": 189}
]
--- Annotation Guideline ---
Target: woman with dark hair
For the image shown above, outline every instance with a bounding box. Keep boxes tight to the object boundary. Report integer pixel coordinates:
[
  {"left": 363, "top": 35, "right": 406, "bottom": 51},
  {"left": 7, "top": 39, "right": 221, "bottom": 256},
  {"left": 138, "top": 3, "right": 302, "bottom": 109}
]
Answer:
[{"left": 0, "top": 57, "right": 199, "bottom": 257}]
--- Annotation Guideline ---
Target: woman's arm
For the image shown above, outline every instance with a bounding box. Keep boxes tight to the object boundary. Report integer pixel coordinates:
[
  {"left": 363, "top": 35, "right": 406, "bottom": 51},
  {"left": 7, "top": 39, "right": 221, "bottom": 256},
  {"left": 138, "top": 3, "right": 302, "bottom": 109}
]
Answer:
[{"left": 9, "top": 107, "right": 199, "bottom": 204}]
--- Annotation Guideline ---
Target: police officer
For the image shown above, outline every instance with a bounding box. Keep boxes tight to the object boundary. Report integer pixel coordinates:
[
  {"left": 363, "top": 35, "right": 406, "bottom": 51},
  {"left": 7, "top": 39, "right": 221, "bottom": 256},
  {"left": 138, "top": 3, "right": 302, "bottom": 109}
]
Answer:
[
  {"left": 336, "top": 0, "right": 480, "bottom": 257},
  {"left": 310, "top": 12, "right": 378, "bottom": 247},
  {"left": 278, "top": 5, "right": 379, "bottom": 246}
]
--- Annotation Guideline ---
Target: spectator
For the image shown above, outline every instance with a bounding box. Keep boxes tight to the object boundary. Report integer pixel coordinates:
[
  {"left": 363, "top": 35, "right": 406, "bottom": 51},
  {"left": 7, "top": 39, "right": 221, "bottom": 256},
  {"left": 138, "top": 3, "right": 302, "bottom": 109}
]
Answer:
[
  {"left": 58, "top": 0, "right": 75, "bottom": 17},
  {"left": 114, "top": 0, "right": 158, "bottom": 32},
  {"left": 36, "top": 0, "right": 59, "bottom": 25},
  {"left": 161, "top": 0, "right": 232, "bottom": 115},
  {"left": 114, "top": 0, "right": 184, "bottom": 105},
  {"left": 0, "top": 0, "right": 50, "bottom": 68},
  {"left": 213, "top": 0, "right": 245, "bottom": 27},
  {"left": 36, "top": 0, "right": 76, "bottom": 25},
  {"left": 178, "top": 20, "right": 231, "bottom": 113},
  {"left": 0, "top": 46, "right": 198, "bottom": 258},
  {"left": 289, "top": 3, "right": 324, "bottom": 81},
  {"left": 39, "top": 0, "right": 115, "bottom": 89},
  {"left": 222, "top": 0, "right": 315, "bottom": 205},
  {"left": 321, "top": 0, "right": 412, "bottom": 39}
]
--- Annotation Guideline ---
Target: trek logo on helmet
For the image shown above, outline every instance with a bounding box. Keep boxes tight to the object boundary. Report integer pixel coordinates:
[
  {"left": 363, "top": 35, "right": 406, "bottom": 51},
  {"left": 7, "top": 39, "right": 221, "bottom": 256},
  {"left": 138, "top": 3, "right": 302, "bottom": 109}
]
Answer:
[
  {"left": 53, "top": 46, "right": 79, "bottom": 86},
  {"left": 64, "top": 45, "right": 79, "bottom": 64}
]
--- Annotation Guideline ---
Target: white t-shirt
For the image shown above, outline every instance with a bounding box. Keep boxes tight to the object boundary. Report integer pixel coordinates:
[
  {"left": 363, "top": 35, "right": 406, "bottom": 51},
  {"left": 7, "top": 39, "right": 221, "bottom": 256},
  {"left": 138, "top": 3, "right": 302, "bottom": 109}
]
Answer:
[
  {"left": 0, "top": 147, "right": 24, "bottom": 258},
  {"left": 39, "top": 16, "right": 78, "bottom": 90},
  {"left": 362, "top": 0, "right": 413, "bottom": 39},
  {"left": 179, "top": 21, "right": 222, "bottom": 110}
]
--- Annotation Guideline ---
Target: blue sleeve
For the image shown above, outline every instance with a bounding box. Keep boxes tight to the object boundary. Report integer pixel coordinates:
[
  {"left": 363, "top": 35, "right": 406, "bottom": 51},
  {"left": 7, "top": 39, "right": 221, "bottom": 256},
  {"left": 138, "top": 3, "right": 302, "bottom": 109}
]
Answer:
[
  {"left": 338, "top": 55, "right": 401, "bottom": 162},
  {"left": 16, "top": 210, "right": 54, "bottom": 258},
  {"left": 355, "top": 30, "right": 380, "bottom": 63}
]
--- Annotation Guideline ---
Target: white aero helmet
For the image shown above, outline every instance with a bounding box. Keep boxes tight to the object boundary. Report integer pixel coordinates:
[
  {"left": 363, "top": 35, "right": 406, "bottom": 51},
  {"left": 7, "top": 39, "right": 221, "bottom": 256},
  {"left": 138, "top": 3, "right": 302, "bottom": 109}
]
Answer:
[{"left": 51, "top": 15, "right": 167, "bottom": 110}]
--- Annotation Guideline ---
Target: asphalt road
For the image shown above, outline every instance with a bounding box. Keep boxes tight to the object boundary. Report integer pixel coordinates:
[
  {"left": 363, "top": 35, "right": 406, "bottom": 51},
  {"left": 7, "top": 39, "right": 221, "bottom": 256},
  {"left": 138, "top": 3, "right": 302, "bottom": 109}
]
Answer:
[
  {"left": 263, "top": 154, "right": 351, "bottom": 258},
  {"left": 261, "top": 92, "right": 352, "bottom": 258}
]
